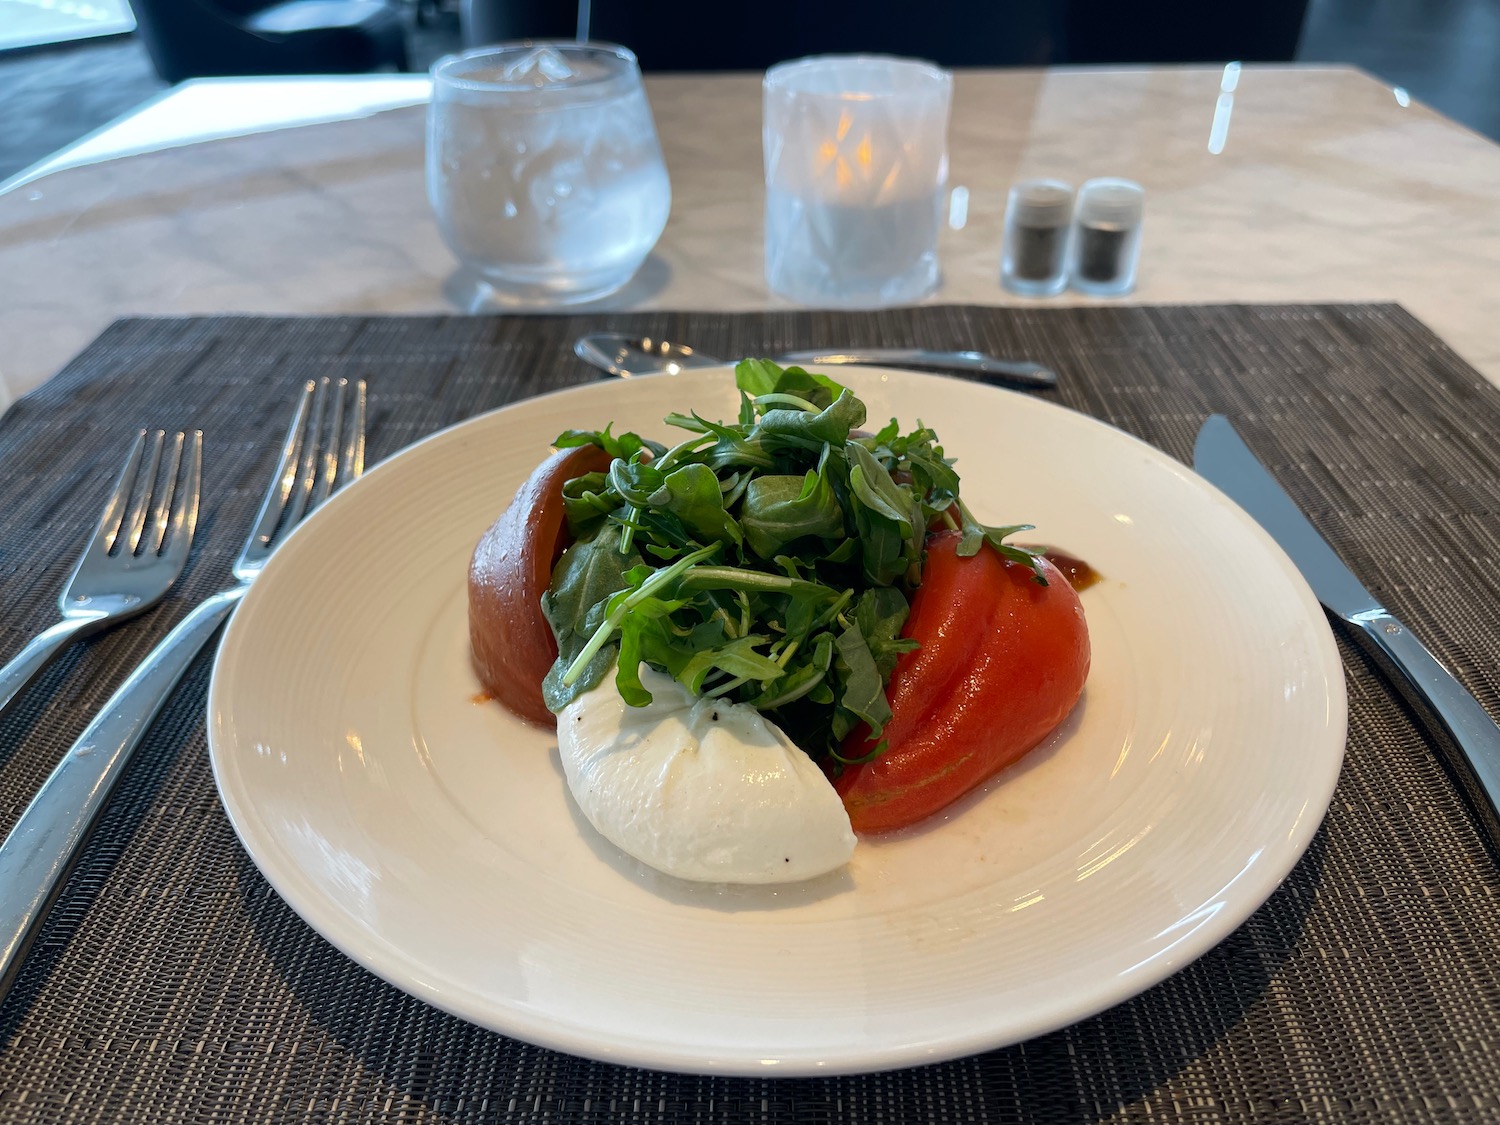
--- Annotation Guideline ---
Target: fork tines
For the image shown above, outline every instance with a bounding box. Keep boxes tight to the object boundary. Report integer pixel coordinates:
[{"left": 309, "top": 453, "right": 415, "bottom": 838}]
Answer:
[
  {"left": 96, "top": 429, "right": 203, "bottom": 562},
  {"left": 246, "top": 378, "right": 367, "bottom": 562}
]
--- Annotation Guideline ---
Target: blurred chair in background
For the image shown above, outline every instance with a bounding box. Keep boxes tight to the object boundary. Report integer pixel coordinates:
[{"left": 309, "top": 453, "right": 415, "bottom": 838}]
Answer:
[
  {"left": 461, "top": 0, "right": 1061, "bottom": 69},
  {"left": 131, "top": 0, "right": 410, "bottom": 83},
  {"left": 1063, "top": 0, "right": 1309, "bottom": 63},
  {"left": 459, "top": 0, "right": 1309, "bottom": 70}
]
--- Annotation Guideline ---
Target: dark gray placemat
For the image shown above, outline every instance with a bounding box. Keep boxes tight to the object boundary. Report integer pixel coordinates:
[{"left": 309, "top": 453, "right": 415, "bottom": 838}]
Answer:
[{"left": 1, "top": 305, "right": 1499, "bottom": 1124}]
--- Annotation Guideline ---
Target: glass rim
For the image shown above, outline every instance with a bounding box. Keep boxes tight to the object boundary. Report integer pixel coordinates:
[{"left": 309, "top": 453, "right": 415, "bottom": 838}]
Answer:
[
  {"left": 431, "top": 41, "right": 641, "bottom": 95},
  {"left": 763, "top": 53, "right": 951, "bottom": 96}
]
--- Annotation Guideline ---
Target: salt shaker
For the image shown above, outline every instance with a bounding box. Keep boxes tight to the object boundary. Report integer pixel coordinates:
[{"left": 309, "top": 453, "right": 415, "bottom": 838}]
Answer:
[
  {"left": 1068, "top": 178, "right": 1144, "bottom": 297},
  {"left": 1000, "top": 179, "right": 1074, "bottom": 297}
]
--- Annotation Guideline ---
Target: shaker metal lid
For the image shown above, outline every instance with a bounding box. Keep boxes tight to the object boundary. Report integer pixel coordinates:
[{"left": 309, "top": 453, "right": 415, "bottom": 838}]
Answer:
[
  {"left": 1008, "top": 179, "right": 1075, "bottom": 227},
  {"left": 1076, "top": 177, "right": 1145, "bottom": 226}
]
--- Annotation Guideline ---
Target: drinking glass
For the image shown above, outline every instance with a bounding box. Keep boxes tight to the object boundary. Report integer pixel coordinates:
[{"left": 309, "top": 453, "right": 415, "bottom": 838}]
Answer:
[
  {"left": 763, "top": 55, "right": 953, "bottom": 308},
  {"left": 427, "top": 42, "right": 671, "bottom": 307}
]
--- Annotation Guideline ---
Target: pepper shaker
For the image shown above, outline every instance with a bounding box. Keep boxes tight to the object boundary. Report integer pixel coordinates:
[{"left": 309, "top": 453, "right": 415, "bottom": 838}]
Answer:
[
  {"left": 1068, "top": 178, "right": 1144, "bottom": 297},
  {"left": 1000, "top": 179, "right": 1074, "bottom": 297}
]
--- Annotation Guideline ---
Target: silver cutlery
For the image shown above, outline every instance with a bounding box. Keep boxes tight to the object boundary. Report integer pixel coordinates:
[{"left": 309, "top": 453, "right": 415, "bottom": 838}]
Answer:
[
  {"left": 0, "top": 430, "right": 202, "bottom": 720},
  {"left": 1193, "top": 414, "right": 1500, "bottom": 841},
  {"left": 0, "top": 378, "right": 366, "bottom": 996},
  {"left": 573, "top": 332, "right": 1058, "bottom": 390}
]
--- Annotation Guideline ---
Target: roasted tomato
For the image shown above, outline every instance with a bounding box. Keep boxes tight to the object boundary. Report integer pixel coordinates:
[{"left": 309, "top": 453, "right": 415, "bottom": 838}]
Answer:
[
  {"left": 835, "top": 530, "right": 1090, "bottom": 833},
  {"left": 468, "top": 444, "right": 612, "bottom": 726}
]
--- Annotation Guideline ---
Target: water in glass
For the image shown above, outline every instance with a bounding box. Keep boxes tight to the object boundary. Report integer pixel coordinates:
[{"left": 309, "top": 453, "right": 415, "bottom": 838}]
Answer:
[{"left": 428, "top": 43, "right": 671, "bottom": 306}]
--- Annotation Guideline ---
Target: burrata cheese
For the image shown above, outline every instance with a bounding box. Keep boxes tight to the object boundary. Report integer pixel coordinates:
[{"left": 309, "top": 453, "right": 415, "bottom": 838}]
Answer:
[{"left": 557, "top": 665, "right": 856, "bottom": 883}]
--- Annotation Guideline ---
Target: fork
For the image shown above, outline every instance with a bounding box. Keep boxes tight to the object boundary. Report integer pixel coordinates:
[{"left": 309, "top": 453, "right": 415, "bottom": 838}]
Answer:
[
  {"left": 0, "top": 430, "right": 202, "bottom": 720},
  {"left": 0, "top": 377, "right": 366, "bottom": 996}
]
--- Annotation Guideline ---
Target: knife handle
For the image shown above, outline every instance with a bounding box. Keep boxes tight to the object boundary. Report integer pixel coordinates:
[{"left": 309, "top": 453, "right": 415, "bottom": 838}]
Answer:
[
  {"left": 1353, "top": 609, "right": 1500, "bottom": 840},
  {"left": 774, "top": 349, "right": 1058, "bottom": 390}
]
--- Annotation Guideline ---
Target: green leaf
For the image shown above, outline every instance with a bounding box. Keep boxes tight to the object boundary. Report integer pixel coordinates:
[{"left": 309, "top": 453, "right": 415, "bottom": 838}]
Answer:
[
  {"left": 540, "top": 523, "right": 644, "bottom": 712},
  {"left": 735, "top": 358, "right": 849, "bottom": 408},
  {"left": 739, "top": 448, "right": 846, "bottom": 560},
  {"left": 845, "top": 441, "right": 922, "bottom": 586},
  {"left": 647, "top": 463, "right": 744, "bottom": 548},
  {"left": 675, "top": 565, "right": 839, "bottom": 604},
  {"left": 853, "top": 587, "right": 919, "bottom": 679},
  {"left": 560, "top": 542, "right": 722, "bottom": 690},
  {"left": 956, "top": 499, "right": 1047, "bottom": 583},
  {"left": 677, "top": 635, "right": 786, "bottom": 696},
  {"left": 559, "top": 470, "right": 619, "bottom": 539},
  {"left": 668, "top": 410, "right": 778, "bottom": 472},
  {"left": 754, "top": 388, "right": 867, "bottom": 452},
  {"left": 733, "top": 358, "right": 785, "bottom": 398},
  {"left": 553, "top": 424, "right": 665, "bottom": 460},
  {"left": 614, "top": 596, "right": 691, "bottom": 706},
  {"left": 607, "top": 455, "right": 664, "bottom": 507},
  {"left": 835, "top": 620, "right": 893, "bottom": 739},
  {"left": 753, "top": 633, "right": 835, "bottom": 710},
  {"left": 846, "top": 441, "right": 915, "bottom": 530}
]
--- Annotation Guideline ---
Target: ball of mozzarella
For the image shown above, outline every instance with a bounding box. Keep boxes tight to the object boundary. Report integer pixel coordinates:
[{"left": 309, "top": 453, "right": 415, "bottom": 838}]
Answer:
[{"left": 557, "top": 665, "right": 856, "bottom": 884}]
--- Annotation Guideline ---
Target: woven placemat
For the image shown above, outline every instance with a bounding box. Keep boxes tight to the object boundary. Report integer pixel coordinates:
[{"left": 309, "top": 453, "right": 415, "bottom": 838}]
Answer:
[{"left": 1, "top": 305, "right": 1499, "bottom": 1124}]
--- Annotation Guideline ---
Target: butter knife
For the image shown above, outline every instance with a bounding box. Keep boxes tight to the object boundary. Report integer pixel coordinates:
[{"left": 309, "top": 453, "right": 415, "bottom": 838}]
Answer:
[{"left": 1193, "top": 414, "right": 1500, "bottom": 841}]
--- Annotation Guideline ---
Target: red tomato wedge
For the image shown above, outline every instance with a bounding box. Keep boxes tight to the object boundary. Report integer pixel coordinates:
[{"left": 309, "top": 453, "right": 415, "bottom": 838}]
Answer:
[
  {"left": 835, "top": 530, "right": 1091, "bottom": 833},
  {"left": 468, "top": 444, "right": 612, "bottom": 726}
]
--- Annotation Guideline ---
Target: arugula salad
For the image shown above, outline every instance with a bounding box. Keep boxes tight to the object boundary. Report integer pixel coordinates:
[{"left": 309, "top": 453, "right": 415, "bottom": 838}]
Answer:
[{"left": 537, "top": 360, "right": 1045, "bottom": 768}]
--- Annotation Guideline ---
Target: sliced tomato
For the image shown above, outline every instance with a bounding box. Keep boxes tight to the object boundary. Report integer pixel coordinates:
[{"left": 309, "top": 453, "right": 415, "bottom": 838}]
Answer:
[
  {"left": 835, "top": 530, "right": 1090, "bottom": 833},
  {"left": 468, "top": 444, "right": 612, "bottom": 726}
]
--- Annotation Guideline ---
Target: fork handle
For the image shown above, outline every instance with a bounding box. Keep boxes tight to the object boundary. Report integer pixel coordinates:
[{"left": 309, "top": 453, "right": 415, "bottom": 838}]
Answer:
[
  {"left": 0, "top": 618, "right": 98, "bottom": 721},
  {"left": 0, "top": 585, "right": 246, "bottom": 998}
]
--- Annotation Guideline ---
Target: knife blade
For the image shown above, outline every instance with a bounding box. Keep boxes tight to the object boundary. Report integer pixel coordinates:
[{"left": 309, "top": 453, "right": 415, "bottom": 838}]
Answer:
[{"left": 1193, "top": 414, "right": 1500, "bottom": 844}]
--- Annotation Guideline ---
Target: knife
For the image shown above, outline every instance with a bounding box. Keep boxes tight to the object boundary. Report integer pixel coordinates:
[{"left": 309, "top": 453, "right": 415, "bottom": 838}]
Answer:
[{"left": 1193, "top": 414, "right": 1500, "bottom": 843}]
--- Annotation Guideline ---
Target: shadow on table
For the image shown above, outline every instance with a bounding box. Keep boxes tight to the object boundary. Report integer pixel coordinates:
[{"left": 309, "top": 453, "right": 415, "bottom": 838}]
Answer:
[
  {"left": 442, "top": 254, "right": 674, "bottom": 316},
  {"left": 232, "top": 815, "right": 1327, "bottom": 1121}
]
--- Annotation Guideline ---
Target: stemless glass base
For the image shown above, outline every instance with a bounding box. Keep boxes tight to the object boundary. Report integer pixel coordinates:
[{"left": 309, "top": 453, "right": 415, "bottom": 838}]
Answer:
[
  {"left": 766, "top": 257, "right": 941, "bottom": 309},
  {"left": 467, "top": 262, "right": 642, "bottom": 308}
]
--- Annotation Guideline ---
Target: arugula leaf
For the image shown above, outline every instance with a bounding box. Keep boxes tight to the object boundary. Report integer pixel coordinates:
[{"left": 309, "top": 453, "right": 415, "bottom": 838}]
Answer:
[
  {"left": 614, "top": 595, "right": 691, "bottom": 706},
  {"left": 666, "top": 410, "right": 778, "bottom": 472},
  {"left": 559, "top": 470, "right": 616, "bottom": 539},
  {"left": 540, "top": 523, "right": 644, "bottom": 712},
  {"left": 732, "top": 358, "right": 785, "bottom": 398},
  {"left": 845, "top": 441, "right": 922, "bottom": 586},
  {"left": 647, "top": 463, "right": 744, "bottom": 548},
  {"left": 955, "top": 499, "right": 1048, "bottom": 583},
  {"left": 739, "top": 447, "right": 845, "bottom": 560},
  {"left": 734, "top": 360, "right": 847, "bottom": 407},
  {"left": 676, "top": 636, "right": 786, "bottom": 696},
  {"left": 754, "top": 388, "right": 867, "bottom": 452},
  {"left": 835, "top": 620, "right": 893, "bottom": 739},
  {"left": 554, "top": 424, "right": 666, "bottom": 461},
  {"left": 853, "top": 587, "right": 919, "bottom": 679}
]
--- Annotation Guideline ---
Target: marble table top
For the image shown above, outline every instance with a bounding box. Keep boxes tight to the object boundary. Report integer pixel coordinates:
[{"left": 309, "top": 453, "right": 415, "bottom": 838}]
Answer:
[{"left": 2, "top": 63, "right": 1498, "bottom": 411}]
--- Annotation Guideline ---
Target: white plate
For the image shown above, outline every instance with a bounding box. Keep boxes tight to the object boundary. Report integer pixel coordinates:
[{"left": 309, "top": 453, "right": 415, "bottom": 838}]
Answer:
[{"left": 208, "top": 367, "right": 1345, "bottom": 1076}]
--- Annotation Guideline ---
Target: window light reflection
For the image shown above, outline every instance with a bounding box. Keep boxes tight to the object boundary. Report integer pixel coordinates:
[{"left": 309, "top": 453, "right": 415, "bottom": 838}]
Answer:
[
  {"left": 1207, "top": 62, "right": 1241, "bottom": 155},
  {"left": 947, "top": 184, "right": 969, "bottom": 229}
]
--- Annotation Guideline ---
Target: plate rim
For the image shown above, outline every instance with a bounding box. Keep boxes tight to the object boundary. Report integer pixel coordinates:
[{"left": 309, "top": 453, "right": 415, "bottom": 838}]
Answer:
[{"left": 207, "top": 367, "right": 1348, "bottom": 1075}]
